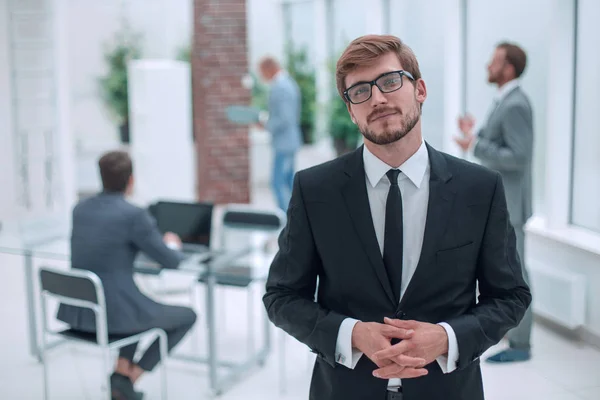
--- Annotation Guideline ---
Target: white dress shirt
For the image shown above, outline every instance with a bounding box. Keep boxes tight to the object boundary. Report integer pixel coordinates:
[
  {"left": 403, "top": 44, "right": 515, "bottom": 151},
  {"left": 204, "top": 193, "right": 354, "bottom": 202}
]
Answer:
[
  {"left": 496, "top": 78, "right": 520, "bottom": 103},
  {"left": 334, "top": 141, "right": 460, "bottom": 390}
]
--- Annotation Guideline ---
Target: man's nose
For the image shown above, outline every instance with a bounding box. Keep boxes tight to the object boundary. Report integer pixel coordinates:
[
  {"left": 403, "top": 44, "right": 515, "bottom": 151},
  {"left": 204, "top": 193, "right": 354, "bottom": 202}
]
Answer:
[{"left": 369, "top": 85, "right": 388, "bottom": 105}]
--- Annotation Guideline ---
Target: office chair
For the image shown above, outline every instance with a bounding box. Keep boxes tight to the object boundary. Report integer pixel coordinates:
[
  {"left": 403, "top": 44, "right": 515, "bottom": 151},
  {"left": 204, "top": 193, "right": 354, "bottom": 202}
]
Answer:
[
  {"left": 38, "top": 266, "right": 169, "bottom": 400},
  {"left": 195, "top": 204, "right": 288, "bottom": 392}
]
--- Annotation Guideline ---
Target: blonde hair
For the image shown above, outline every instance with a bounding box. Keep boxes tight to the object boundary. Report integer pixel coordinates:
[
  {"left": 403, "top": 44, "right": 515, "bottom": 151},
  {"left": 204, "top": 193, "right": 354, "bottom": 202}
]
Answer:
[{"left": 335, "top": 35, "right": 421, "bottom": 101}]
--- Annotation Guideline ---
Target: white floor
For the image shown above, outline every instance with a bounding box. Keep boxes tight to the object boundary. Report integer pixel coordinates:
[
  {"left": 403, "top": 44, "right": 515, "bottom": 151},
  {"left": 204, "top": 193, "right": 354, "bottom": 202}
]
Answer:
[{"left": 1, "top": 142, "right": 599, "bottom": 399}]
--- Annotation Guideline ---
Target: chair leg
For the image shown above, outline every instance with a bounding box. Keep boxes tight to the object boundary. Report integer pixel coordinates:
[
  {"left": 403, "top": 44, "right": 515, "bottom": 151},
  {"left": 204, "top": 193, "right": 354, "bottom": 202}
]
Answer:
[
  {"left": 41, "top": 333, "right": 49, "bottom": 400},
  {"left": 247, "top": 286, "right": 255, "bottom": 357},
  {"left": 158, "top": 330, "right": 169, "bottom": 400},
  {"left": 279, "top": 329, "right": 286, "bottom": 395},
  {"left": 103, "top": 348, "right": 112, "bottom": 400},
  {"left": 189, "top": 285, "right": 200, "bottom": 355}
]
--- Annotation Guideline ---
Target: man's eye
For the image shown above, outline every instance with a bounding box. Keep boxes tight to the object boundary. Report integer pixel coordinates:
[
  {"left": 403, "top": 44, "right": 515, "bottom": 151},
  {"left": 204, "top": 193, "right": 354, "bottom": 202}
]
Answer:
[{"left": 383, "top": 78, "right": 401, "bottom": 86}]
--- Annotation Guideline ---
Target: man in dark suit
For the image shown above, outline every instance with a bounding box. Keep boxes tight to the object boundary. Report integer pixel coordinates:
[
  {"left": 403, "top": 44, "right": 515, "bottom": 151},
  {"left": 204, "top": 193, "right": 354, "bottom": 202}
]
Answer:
[
  {"left": 263, "top": 35, "right": 531, "bottom": 400},
  {"left": 455, "top": 42, "right": 534, "bottom": 363},
  {"left": 57, "top": 151, "right": 197, "bottom": 400}
]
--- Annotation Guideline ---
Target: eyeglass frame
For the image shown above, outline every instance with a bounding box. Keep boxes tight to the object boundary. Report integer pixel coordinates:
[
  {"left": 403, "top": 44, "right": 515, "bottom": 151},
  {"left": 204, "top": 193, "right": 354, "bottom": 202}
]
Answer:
[{"left": 343, "top": 70, "right": 416, "bottom": 105}]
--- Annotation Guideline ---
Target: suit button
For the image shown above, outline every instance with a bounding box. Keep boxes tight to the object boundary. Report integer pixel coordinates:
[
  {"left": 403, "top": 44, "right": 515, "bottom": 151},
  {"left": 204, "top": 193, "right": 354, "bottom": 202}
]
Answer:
[{"left": 395, "top": 310, "right": 406, "bottom": 319}]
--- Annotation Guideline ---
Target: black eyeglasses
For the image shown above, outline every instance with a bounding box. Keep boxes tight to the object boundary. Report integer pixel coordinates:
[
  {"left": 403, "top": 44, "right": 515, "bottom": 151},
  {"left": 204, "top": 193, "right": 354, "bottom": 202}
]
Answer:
[{"left": 343, "top": 70, "right": 415, "bottom": 104}]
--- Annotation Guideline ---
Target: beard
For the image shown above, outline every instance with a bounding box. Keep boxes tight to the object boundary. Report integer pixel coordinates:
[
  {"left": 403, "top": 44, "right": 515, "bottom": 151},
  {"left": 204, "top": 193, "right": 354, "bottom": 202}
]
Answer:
[
  {"left": 359, "top": 102, "right": 421, "bottom": 145},
  {"left": 488, "top": 71, "right": 499, "bottom": 83}
]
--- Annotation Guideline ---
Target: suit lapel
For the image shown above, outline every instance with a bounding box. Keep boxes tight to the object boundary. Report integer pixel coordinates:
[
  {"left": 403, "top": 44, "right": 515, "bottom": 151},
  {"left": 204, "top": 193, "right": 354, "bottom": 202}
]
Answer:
[
  {"left": 342, "top": 147, "right": 396, "bottom": 306},
  {"left": 482, "top": 87, "right": 521, "bottom": 139},
  {"left": 400, "top": 144, "right": 456, "bottom": 307}
]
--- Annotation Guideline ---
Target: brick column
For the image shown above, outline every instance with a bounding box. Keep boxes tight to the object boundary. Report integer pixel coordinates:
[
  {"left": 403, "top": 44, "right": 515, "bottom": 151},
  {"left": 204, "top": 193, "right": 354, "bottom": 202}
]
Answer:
[{"left": 192, "top": 0, "right": 250, "bottom": 204}]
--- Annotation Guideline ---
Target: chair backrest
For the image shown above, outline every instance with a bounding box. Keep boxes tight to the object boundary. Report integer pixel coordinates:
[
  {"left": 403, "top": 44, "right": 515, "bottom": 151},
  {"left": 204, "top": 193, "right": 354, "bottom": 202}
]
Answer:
[
  {"left": 220, "top": 204, "right": 286, "bottom": 251},
  {"left": 221, "top": 205, "right": 286, "bottom": 232},
  {"left": 39, "top": 266, "right": 104, "bottom": 308}
]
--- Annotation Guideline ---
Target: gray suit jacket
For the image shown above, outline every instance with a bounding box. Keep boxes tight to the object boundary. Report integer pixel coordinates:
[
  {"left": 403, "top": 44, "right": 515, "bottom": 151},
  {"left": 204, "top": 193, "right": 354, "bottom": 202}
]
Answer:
[
  {"left": 474, "top": 86, "right": 533, "bottom": 225},
  {"left": 57, "top": 192, "right": 183, "bottom": 333},
  {"left": 266, "top": 72, "right": 302, "bottom": 153}
]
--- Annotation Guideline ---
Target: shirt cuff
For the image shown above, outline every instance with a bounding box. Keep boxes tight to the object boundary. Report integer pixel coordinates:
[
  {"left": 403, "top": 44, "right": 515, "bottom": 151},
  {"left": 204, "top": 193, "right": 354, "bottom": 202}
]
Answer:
[
  {"left": 436, "top": 322, "right": 460, "bottom": 374},
  {"left": 335, "top": 318, "right": 363, "bottom": 369}
]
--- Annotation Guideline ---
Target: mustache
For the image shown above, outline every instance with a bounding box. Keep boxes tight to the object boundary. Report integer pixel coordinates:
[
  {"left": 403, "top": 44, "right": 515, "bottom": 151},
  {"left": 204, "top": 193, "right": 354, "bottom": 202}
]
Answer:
[{"left": 367, "top": 107, "right": 401, "bottom": 123}]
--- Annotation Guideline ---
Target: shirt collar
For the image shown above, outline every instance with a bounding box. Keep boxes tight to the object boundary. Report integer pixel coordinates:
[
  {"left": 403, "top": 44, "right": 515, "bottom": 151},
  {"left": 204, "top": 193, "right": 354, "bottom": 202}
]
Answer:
[
  {"left": 495, "top": 79, "right": 519, "bottom": 103},
  {"left": 272, "top": 69, "right": 286, "bottom": 83},
  {"left": 363, "top": 141, "right": 429, "bottom": 189}
]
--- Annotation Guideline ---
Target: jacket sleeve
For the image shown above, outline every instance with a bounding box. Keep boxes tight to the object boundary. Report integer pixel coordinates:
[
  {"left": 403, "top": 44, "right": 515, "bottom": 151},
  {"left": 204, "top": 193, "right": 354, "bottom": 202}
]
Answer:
[
  {"left": 265, "top": 83, "right": 294, "bottom": 136},
  {"left": 473, "top": 104, "right": 533, "bottom": 171},
  {"left": 263, "top": 173, "right": 347, "bottom": 368},
  {"left": 130, "top": 209, "right": 183, "bottom": 269},
  {"left": 445, "top": 173, "right": 532, "bottom": 369}
]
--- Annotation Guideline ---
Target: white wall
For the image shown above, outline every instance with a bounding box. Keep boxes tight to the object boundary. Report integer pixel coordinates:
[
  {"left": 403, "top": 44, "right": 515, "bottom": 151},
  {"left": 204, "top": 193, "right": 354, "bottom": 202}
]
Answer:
[
  {"left": 66, "top": 0, "right": 192, "bottom": 147},
  {"left": 66, "top": 0, "right": 193, "bottom": 192},
  {"left": 247, "top": 0, "right": 285, "bottom": 70},
  {"left": 389, "top": 0, "right": 447, "bottom": 150}
]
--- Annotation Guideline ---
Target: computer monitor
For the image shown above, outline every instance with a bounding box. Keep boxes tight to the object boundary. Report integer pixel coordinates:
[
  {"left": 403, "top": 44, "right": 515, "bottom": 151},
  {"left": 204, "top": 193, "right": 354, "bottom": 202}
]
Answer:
[{"left": 149, "top": 201, "right": 214, "bottom": 247}]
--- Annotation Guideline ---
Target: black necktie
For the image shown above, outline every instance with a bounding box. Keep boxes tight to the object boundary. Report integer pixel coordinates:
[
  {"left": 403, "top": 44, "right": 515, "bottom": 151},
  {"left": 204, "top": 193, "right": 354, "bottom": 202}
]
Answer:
[{"left": 383, "top": 169, "right": 403, "bottom": 303}]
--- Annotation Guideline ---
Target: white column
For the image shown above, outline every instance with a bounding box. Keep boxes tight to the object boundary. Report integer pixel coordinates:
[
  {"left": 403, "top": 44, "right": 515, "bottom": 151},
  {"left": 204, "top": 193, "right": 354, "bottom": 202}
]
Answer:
[
  {"left": 0, "top": 0, "right": 18, "bottom": 231},
  {"left": 365, "top": 0, "right": 384, "bottom": 34},
  {"left": 382, "top": 0, "right": 391, "bottom": 33},
  {"left": 441, "top": 0, "right": 465, "bottom": 157},
  {"left": 53, "top": 0, "right": 76, "bottom": 224},
  {"left": 542, "top": 0, "right": 576, "bottom": 227},
  {"left": 128, "top": 60, "right": 195, "bottom": 207},
  {"left": 314, "top": 0, "right": 331, "bottom": 141}
]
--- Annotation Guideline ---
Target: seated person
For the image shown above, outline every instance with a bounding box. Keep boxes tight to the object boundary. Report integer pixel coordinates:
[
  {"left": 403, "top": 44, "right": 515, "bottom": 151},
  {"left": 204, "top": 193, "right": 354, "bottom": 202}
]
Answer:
[{"left": 57, "top": 150, "right": 197, "bottom": 400}]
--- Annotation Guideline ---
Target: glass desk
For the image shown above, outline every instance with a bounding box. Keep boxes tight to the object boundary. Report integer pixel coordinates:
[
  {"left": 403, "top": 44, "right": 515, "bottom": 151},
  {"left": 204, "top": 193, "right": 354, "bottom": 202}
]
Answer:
[{"left": 0, "top": 232, "right": 272, "bottom": 397}]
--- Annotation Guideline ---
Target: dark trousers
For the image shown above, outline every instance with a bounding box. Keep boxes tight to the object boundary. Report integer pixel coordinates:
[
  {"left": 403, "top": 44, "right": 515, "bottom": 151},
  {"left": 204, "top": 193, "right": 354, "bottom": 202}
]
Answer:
[{"left": 117, "top": 305, "right": 197, "bottom": 371}]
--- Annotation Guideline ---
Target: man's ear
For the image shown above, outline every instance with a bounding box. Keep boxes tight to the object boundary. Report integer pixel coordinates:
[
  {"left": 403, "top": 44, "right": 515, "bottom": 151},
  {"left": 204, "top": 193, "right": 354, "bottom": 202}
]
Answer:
[{"left": 415, "top": 79, "right": 427, "bottom": 104}]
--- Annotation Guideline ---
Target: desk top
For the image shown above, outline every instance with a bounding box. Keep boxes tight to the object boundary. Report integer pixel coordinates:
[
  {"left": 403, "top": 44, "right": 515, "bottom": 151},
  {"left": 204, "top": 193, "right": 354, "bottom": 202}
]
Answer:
[{"left": 0, "top": 231, "right": 271, "bottom": 280}]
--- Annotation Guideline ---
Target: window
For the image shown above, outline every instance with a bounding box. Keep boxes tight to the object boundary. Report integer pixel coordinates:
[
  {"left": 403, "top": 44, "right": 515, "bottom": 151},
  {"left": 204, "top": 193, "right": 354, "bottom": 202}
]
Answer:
[
  {"left": 464, "top": 0, "right": 552, "bottom": 217},
  {"left": 570, "top": 0, "right": 600, "bottom": 233}
]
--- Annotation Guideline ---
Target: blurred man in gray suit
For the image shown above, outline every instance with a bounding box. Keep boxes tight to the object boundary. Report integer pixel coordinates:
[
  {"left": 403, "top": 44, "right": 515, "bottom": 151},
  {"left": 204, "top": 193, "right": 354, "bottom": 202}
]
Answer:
[
  {"left": 57, "top": 151, "right": 197, "bottom": 400},
  {"left": 455, "top": 42, "right": 534, "bottom": 363},
  {"left": 258, "top": 57, "right": 302, "bottom": 212}
]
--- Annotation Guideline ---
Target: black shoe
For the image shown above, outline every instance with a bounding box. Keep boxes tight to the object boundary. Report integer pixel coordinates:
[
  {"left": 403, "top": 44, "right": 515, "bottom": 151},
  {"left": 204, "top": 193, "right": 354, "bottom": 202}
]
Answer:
[
  {"left": 112, "top": 394, "right": 143, "bottom": 400},
  {"left": 110, "top": 373, "right": 143, "bottom": 400}
]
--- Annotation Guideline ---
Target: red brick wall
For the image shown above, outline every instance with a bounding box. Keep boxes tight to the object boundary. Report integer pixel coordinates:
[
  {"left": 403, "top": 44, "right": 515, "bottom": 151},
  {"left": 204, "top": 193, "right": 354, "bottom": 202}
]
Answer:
[{"left": 192, "top": 0, "right": 250, "bottom": 204}]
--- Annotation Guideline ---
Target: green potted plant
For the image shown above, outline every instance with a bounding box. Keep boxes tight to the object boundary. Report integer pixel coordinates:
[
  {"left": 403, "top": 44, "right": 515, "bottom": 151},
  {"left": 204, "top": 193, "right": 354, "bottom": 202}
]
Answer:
[
  {"left": 328, "top": 94, "right": 362, "bottom": 156},
  {"left": 98, "top": 30, "right": 141, "bottom": 144},
  {"left": 285, "top": 44, "right": 316, "bottom": 144}
]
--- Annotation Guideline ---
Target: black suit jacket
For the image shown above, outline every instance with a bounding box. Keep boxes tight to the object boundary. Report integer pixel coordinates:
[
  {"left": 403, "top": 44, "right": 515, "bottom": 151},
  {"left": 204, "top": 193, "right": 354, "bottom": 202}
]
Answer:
[{"left": 263, "top": 144, "right": 532, "bottom": 400}]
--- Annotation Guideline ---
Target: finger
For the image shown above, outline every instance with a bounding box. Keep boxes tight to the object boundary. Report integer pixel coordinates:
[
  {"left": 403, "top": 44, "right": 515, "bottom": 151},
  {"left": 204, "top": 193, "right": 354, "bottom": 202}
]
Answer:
[
  {"left": 380, "top": 325, "right": 414, "bottom": 340},
  {"left": 373, "top": 365, "right": 429, "bottom": 380},
  {"left": 374, "top": 358, "right": 394, "bottom": 368},
  {"left": 372, "top": 340, "right": 414, "bottom": 362},
  {"left": 393, "top": 354, "right": 427, "bottom": 368},
  {"left": 383, "top": 317, "right": 419, "bottom": 329},
  {"left": 373, "top": 340, "right": 415, "bottom": 360}
]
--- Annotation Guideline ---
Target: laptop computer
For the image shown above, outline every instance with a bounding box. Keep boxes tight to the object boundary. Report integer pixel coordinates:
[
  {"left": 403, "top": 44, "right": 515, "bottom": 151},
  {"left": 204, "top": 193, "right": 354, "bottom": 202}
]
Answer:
[{"left": 148, "top": 200, "right": 218, "bottom": 262}]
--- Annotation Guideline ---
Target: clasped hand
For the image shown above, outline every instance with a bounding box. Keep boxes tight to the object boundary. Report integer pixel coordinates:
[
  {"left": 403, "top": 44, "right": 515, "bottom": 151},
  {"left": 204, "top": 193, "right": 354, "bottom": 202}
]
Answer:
[{"left": 351, "top": 317, "right": 449, "bottom": 380}]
